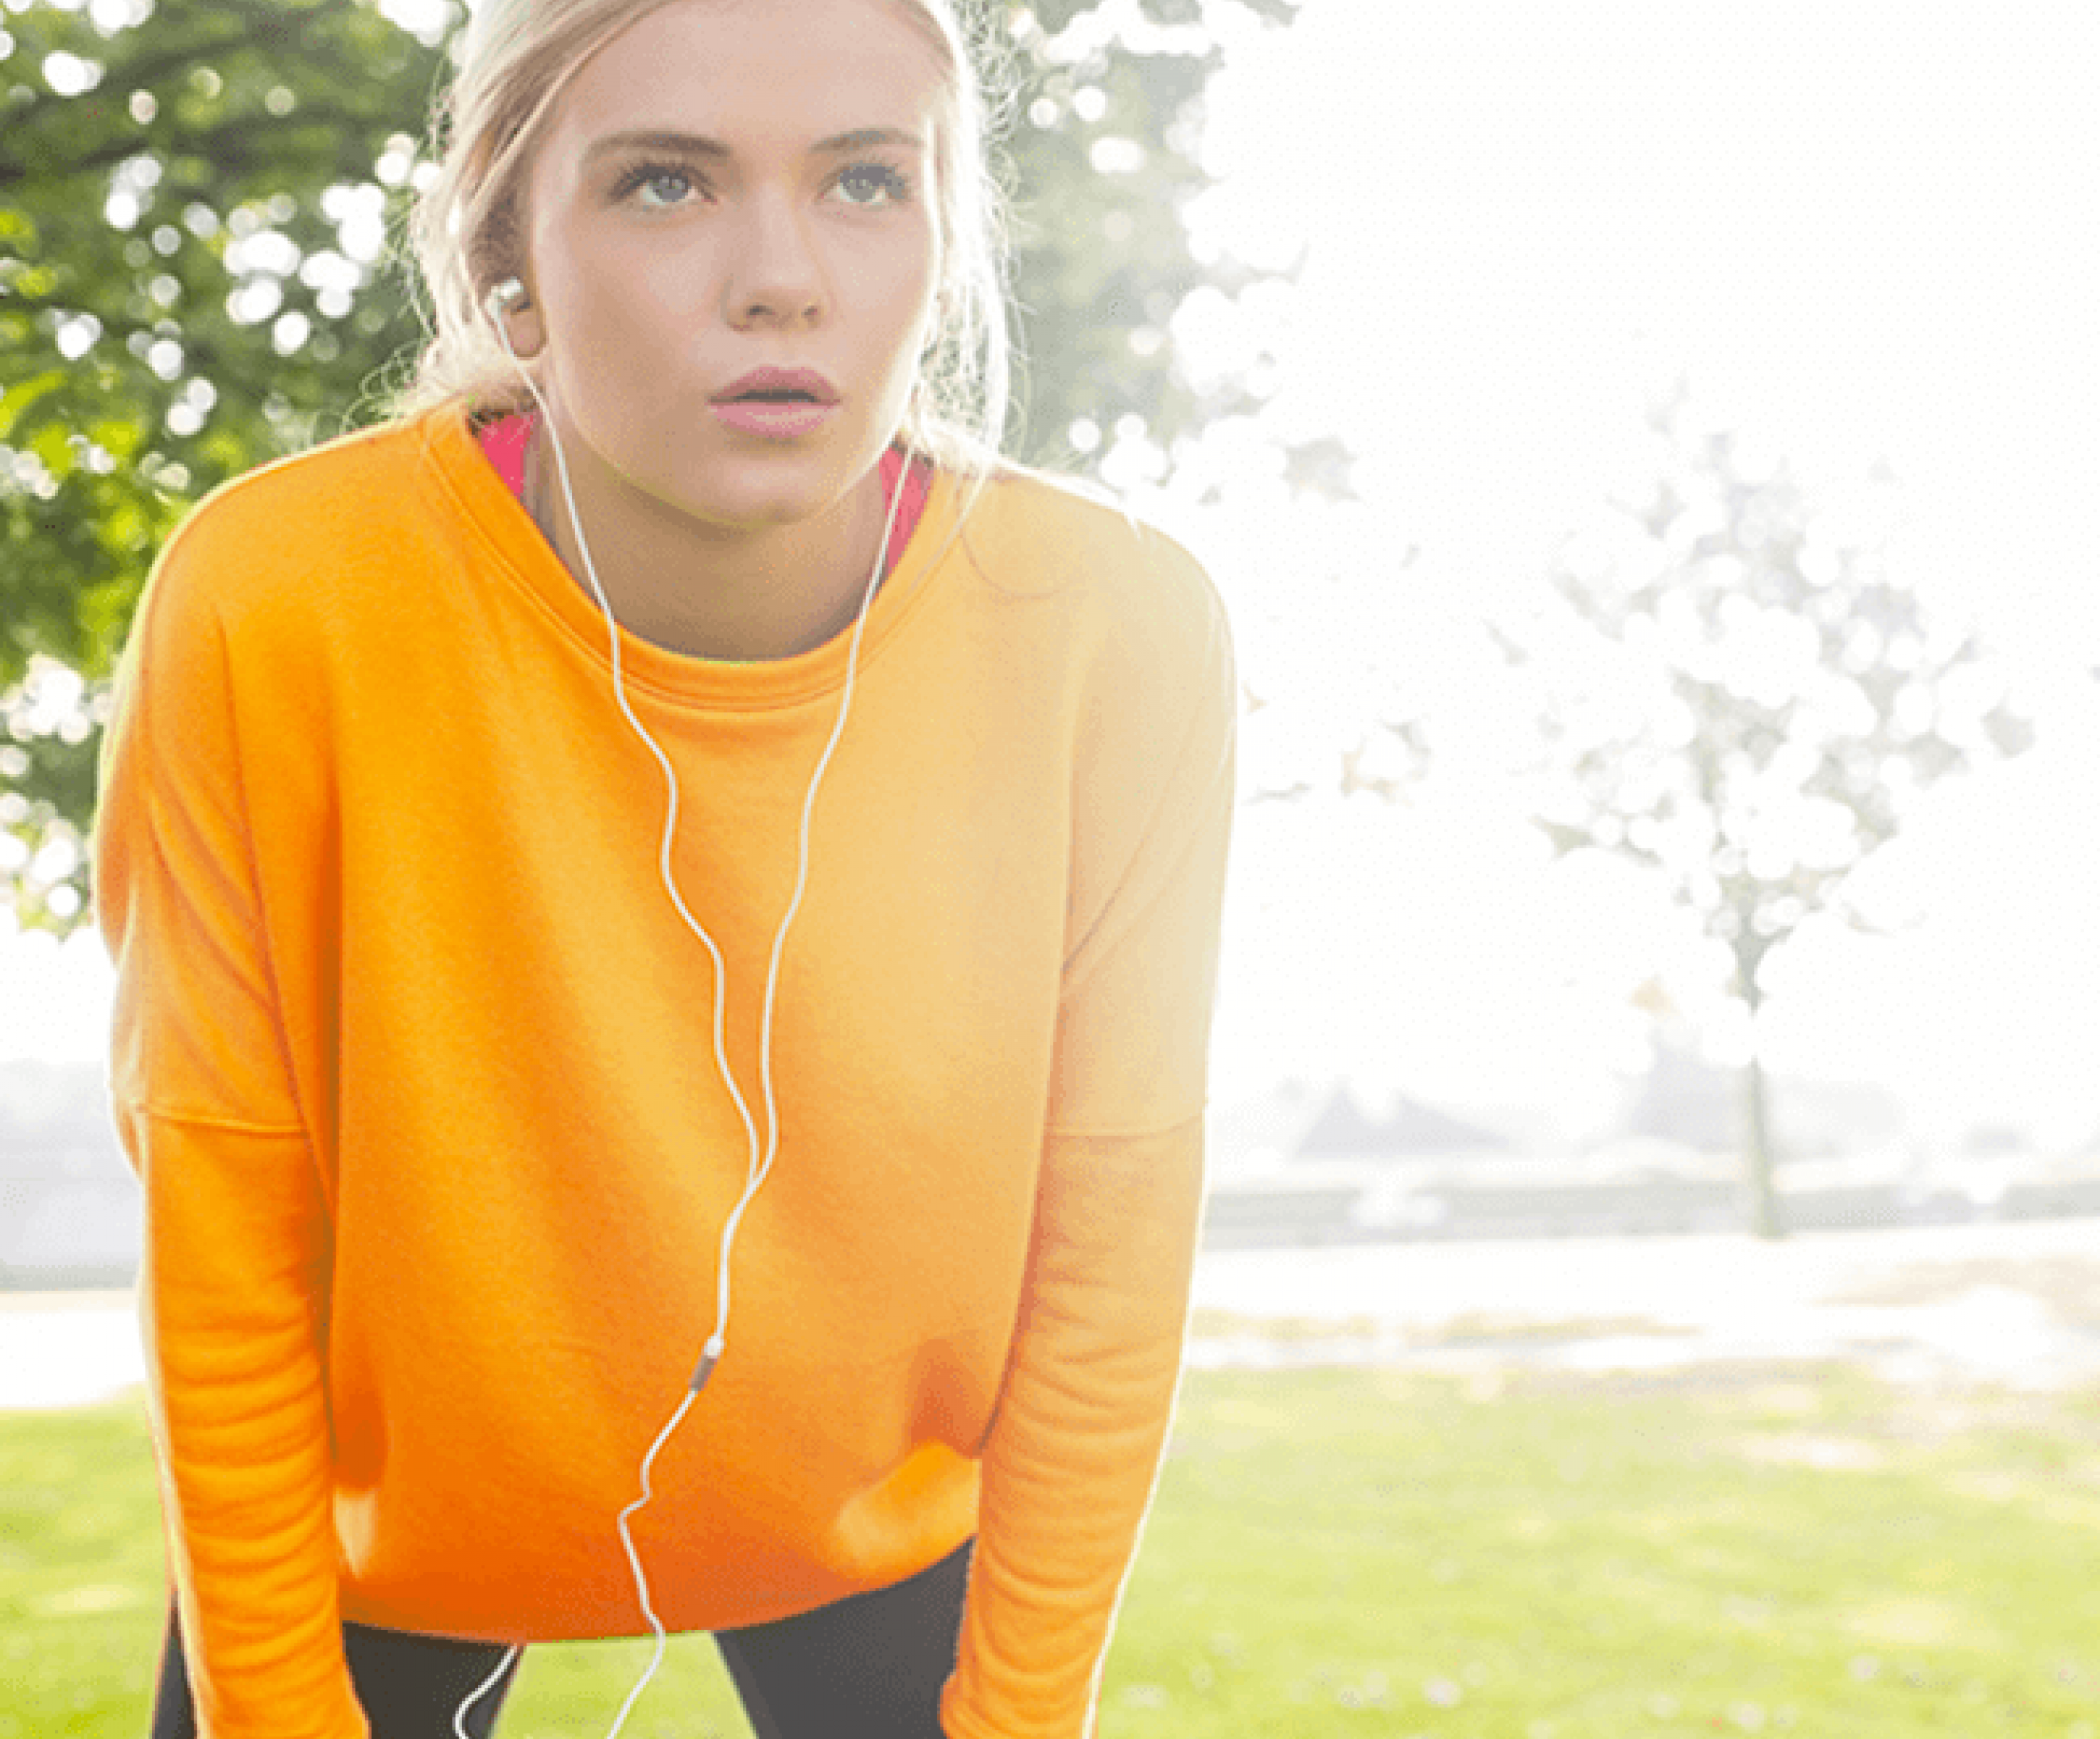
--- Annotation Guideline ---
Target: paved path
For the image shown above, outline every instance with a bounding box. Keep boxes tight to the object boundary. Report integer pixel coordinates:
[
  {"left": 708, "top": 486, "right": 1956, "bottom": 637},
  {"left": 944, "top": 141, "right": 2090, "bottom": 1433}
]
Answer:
[
  {"left": 0, "top": 1289, "right": 147, "bottom": 1410},
  {"left": 1190, "top": 1217, "right": 2100, "bottom": 1389},
  {"left": 6, "top": 1218, "right": 2097, "bottom": 1409}
]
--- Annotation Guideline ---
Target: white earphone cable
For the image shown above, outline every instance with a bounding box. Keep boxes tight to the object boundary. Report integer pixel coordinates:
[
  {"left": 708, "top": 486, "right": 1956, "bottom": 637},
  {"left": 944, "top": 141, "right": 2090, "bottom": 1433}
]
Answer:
[
  {"left": 453, "top": 1645, "right": 520, "bottom": 1739},
  {"left": 486, "top": 295, "right": 912, "bottom": 1739}
]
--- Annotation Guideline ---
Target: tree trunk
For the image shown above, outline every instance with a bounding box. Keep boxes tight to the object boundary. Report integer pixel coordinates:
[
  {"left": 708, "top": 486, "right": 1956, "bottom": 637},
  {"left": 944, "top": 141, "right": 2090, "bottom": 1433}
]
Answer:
[{"left": 1742, "top": 1052, "right": 1785, "bottom": 1239}]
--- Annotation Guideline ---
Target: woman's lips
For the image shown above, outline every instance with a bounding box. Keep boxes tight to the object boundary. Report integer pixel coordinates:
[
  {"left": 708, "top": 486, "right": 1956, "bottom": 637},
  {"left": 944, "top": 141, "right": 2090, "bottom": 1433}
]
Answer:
[{"left": 710, "top": 399, "right": 839, "bottom": 439}]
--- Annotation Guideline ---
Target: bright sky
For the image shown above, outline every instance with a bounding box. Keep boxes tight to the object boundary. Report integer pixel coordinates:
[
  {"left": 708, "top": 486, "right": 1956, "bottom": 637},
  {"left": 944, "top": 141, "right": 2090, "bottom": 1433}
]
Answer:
[
  {"left": 1158, "top": 0, "right": 2100, "bottom": 1146},
  {"left": 5, "top": 0, "right": 2097, "bottom": 1151}
]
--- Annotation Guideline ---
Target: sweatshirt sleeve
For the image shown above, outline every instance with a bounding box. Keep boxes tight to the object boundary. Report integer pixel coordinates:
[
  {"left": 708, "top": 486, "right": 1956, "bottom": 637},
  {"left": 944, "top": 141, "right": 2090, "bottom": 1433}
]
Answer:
[
  {"left": 942, "top": 538, "right": 1236, "bottom": 1739},
  {"left": 95, "top": 536, "right": 364, "bottom": 1739}
]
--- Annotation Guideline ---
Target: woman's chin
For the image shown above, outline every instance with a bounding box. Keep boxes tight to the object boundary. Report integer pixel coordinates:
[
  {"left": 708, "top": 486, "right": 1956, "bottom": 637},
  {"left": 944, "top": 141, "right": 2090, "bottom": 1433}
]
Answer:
[{"left": 633, "top": 454, "right": 861, "bottom": 538}]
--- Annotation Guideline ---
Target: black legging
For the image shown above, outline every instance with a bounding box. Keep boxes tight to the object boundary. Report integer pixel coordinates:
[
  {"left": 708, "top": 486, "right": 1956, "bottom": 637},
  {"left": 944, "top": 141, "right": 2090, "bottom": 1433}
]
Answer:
[{"left": 148, "top": 1538, "right": 974, "bottom": 1739}]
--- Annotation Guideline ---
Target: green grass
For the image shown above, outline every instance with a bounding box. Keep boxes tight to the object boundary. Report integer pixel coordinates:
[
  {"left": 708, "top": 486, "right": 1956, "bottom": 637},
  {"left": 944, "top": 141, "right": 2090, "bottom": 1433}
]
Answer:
[{"left": 5, "top": 1363, "right": 2099, "bottom": 1737}]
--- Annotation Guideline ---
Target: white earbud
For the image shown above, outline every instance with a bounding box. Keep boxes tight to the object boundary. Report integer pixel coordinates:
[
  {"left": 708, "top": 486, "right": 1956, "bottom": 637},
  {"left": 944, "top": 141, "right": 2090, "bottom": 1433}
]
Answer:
[{"left": 486, "top": 278, "right": 530, "bottom": 324}]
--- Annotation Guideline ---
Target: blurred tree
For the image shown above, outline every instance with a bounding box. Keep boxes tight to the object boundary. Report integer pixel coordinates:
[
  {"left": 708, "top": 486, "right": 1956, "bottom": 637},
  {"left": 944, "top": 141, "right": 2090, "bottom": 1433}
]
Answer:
[
  {"left": 1, "top": 0, "right": 450, "bottom": 930},
  {"left": 1501, "top": 388, "right": 2032, "bottom": 1237},
  {"left": 1238, "top": 591, "right": 1431, "bottom": 807},
  {"left": 1, "top": 0, "right": 1323, "bottom": 934},
  {"left": 1000, "top": 0, "right": 1338, "bottom": 485}
]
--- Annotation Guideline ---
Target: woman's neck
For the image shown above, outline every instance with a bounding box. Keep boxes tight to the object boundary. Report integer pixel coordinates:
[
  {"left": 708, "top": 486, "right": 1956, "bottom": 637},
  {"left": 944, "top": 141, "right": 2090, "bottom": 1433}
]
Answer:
[{"left": 526, "top": 428, "right": 891, "bottom": 663}]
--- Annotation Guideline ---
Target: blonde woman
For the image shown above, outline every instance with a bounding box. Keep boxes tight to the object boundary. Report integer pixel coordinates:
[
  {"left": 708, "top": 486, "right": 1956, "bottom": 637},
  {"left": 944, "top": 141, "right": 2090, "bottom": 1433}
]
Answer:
[{"left": 98, "top": 1, "right": 1235, "bottom": 1736}]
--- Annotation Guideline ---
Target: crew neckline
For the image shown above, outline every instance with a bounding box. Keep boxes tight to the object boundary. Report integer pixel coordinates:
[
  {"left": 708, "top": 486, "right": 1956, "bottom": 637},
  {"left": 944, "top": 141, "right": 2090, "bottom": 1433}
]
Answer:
[{"left": 425, "top": 401, "right": 964, "bottom": 712}]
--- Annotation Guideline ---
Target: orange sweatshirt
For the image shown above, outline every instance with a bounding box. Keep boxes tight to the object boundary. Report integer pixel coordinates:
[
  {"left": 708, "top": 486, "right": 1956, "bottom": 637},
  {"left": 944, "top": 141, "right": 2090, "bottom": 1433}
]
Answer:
[{"left": 94, "top": 404, "right": 1234, "bottom": 1739}]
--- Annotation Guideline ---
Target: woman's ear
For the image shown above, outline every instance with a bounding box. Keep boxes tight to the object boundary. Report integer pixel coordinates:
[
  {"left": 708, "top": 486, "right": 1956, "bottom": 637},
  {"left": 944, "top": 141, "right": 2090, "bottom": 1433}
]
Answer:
[{"left": 486, "top": 277, "right": 547, "bottom": 360}]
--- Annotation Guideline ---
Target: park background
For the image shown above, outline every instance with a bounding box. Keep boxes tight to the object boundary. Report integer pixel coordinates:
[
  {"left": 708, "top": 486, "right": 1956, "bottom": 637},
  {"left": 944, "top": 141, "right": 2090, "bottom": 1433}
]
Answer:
[{"left": 2, "top": 1, "right": 2098, "bottom": 1734}]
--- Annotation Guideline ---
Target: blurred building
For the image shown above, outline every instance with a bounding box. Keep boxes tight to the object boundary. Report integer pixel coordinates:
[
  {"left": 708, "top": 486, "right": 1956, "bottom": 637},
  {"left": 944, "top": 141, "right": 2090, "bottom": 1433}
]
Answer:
[{"left": 1202, "top": 1049, "right": 2098, "bottom": 1247}]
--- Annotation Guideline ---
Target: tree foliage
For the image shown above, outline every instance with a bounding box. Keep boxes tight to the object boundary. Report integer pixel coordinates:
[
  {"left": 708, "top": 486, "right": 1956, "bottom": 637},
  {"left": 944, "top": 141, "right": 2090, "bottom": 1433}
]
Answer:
[
  {"left": 1, "top": 0, "right": 447, "bottom": 928},
  {"left": 1503, "top": 388, "right": 2033, "bottom": 1233},
  {"left": 0, "top": 0, "right": 1312, "bottom": 932},
  {"left": 997, "top": 0, "right": 1314, "bottom": 473}
]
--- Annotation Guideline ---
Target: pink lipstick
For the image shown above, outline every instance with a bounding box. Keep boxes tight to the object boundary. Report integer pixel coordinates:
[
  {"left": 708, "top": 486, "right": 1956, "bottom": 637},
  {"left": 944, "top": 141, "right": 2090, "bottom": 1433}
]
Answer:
[{"left": 711, "top": 367, "right": 839, "bottom": 440}]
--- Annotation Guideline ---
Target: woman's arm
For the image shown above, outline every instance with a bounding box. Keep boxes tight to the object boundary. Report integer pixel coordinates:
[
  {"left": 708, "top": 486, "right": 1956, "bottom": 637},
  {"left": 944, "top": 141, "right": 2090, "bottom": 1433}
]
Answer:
[
  {"left": 942, "top": 536, "right": 1236, "bottom": 1739},
  {"left": 98, "top": 534, "right": 364, "bottom": 1739}
]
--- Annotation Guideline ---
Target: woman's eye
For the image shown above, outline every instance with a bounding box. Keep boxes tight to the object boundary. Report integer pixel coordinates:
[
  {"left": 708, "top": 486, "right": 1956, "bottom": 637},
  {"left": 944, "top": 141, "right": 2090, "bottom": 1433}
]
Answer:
[
  {"left": 833, "top": 164, "right": 910, "bottom": 208},
  {"left": 614, "top": 164, "right": 700, "bottom": 209}
]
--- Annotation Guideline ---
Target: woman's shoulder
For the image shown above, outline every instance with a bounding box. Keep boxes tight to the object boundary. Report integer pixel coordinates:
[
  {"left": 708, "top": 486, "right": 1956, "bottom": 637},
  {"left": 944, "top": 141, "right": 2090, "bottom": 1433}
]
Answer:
[
  {"left": 149, "top": 409, "right": 462, "bottom": 603},
  {"left": 960, "top": 464, "right": 1225, "bottom": 635},
  {"left": 954, "top": 468, "right": 1234, "bottom": 748}
]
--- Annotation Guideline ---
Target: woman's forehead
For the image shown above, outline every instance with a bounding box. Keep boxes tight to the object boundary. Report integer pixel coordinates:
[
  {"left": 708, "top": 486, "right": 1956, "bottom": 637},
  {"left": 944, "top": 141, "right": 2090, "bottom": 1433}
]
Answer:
[{"left": 549, "top": 0, "right": 945, "bottom": 156}]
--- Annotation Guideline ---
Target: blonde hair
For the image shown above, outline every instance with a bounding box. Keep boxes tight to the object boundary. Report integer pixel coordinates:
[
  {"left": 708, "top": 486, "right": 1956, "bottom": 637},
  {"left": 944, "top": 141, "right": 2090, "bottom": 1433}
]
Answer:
[{"left": 400, "top": 0, "right": 1013, "bottom": 474}]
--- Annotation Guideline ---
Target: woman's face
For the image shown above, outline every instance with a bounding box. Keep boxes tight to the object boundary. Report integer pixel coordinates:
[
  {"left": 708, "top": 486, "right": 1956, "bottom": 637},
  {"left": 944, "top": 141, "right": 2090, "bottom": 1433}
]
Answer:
[{"left": 517, "top": 0, "right": 944, "bottom": 532}]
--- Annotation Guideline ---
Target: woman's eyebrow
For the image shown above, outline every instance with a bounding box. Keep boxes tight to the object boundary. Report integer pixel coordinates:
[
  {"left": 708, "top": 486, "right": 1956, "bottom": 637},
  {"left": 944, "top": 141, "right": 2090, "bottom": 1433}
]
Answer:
[
  {"left": 583, "top": 126, "right": 926, "bottom": 165},
  {"left": 813, "top": 126, "right": 925, "bottom": 154}
]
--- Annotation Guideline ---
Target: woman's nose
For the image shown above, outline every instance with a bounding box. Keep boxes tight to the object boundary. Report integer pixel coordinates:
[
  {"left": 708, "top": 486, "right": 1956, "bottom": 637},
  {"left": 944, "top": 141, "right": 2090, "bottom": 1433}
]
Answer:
[{"left": 724, "top": 195, "right": 825, "bottom": 330}]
